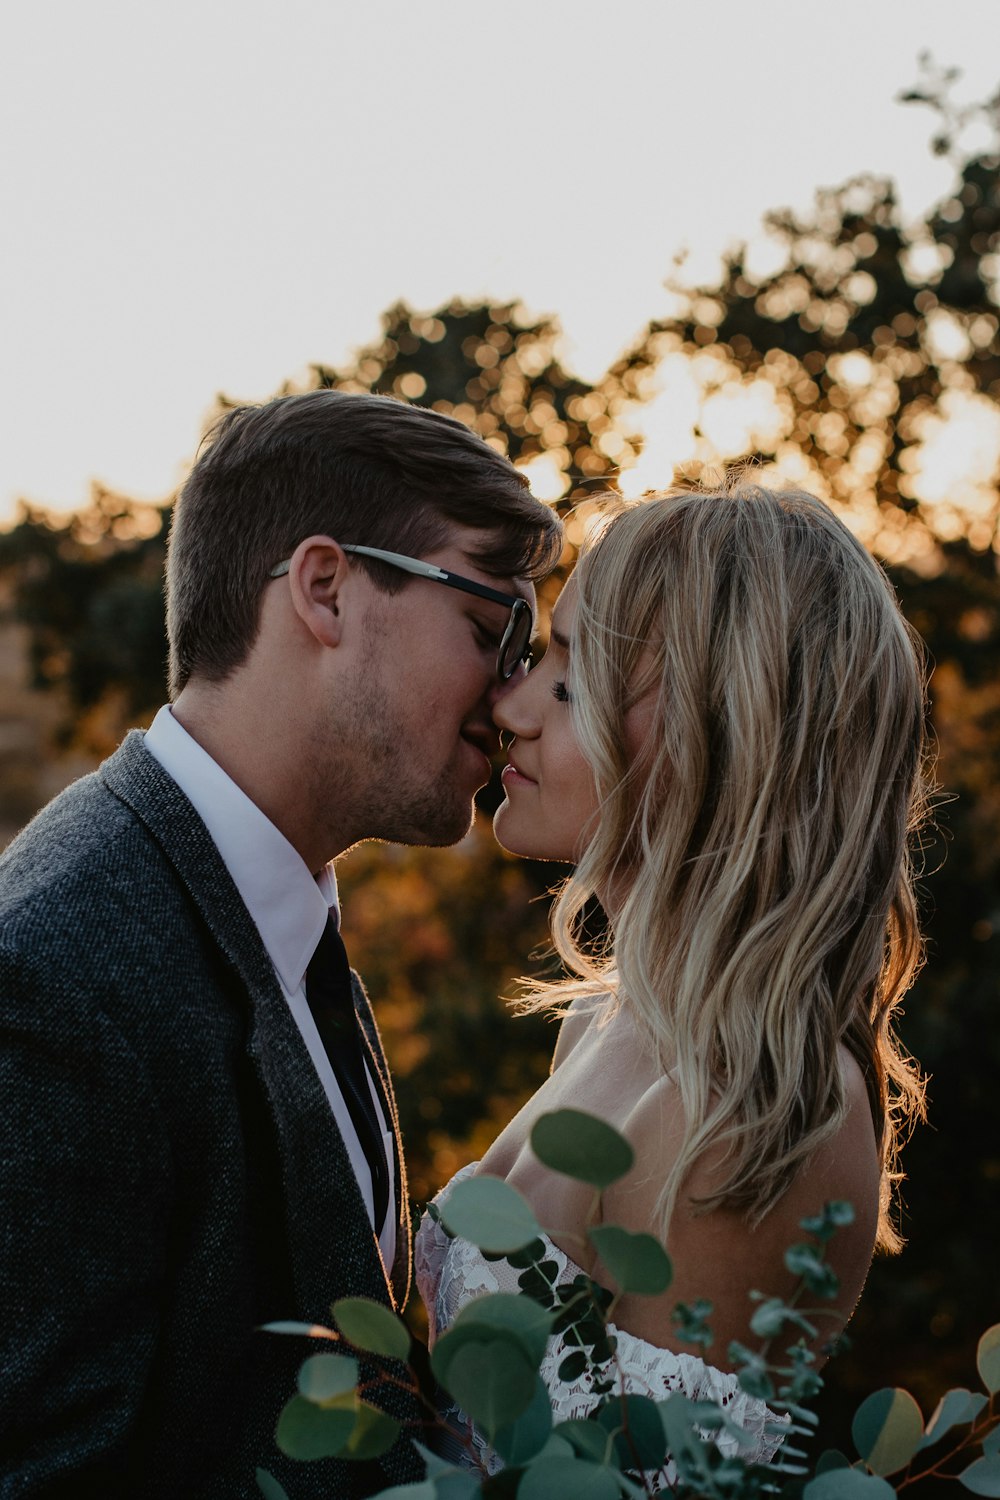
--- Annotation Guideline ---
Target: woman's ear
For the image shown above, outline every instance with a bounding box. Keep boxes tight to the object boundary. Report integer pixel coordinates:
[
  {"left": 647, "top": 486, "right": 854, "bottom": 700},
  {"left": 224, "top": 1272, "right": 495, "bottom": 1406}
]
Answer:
[{"left": 283, "top": 535, "right": 351, "bottom": 648}]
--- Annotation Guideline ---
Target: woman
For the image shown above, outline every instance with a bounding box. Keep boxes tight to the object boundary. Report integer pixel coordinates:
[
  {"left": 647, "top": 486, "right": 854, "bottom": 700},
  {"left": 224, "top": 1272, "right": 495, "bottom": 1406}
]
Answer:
[{"left": 415, "top": 484, "right": 930, "bottom": 1474}]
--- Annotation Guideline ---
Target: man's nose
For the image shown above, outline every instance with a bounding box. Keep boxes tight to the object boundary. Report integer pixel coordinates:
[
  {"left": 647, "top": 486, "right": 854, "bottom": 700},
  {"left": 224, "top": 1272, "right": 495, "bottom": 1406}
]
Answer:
[{"left": 487, "top": 659, "right": 528, "bottom": 712}]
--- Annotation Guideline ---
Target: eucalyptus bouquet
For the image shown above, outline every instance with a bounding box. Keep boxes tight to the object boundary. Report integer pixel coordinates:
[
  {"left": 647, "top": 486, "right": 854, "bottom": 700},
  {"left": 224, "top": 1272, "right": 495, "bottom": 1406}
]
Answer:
[{"left": 258, "top": 1110, "right": 1000, "bottom": 1498}]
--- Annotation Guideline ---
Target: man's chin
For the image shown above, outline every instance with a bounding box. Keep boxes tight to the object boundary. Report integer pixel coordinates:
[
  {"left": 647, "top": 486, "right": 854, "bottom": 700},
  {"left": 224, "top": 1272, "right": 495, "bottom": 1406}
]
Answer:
[{"left": 378, "top": 797, "right": 477, "bottom": 850}]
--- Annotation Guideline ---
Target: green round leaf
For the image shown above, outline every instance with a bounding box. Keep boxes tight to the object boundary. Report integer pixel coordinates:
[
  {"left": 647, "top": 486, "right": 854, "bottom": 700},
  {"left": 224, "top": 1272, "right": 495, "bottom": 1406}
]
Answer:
[
  {"left": 814, "top": 1450, "right": 852, "bottom": 1475},
  {"left": 438, "top": 1174, "right": 541, "bottom": 1255},
  {"left": 804, "top": 1472, "right": 897, "bottom": 1498},
  {"left": 518, "top": 1456, "right": 622, "bottom": 1500},
  {"left": 588, "top": 1224, "right": 672, "bottom": 1296},
  {"left": 531, "top": 1110, "right": 634, "bottom": 1189},
  {"left": 598, "top": 1392, "right": 668, "bottom": 1471},
  {"left": 438, "top": 1291, "right": 555, "bottom": 1373},
  {"left": 552, "top": 1419, "right": 610, "bottom": 1463},
  {"left": 977, "top": 1325, "right": 1000, "bottom": 1394},
  {"left": 919, "top": 1388, "right": 988, "bottom": 1450},
  {"left": 852, "top": 1387, "right": 924, "bottom": 1476},
  {"left": 492, "top": 1374, "right": 554, "bottom": 1465},
  {"left": 784, "top": 1243, "right": 841, "bottom": 1299},
  {"left": 255, "top": 1470, "right": 291, "bottom": 1500},
  {"left": 275, "top": 1393, "right": 356, "bottom": 1460},
  {"left": 446, "top": 1337, "right": 537, "bottom": 1437},
  {"left": 960, "top": 1456, "right": 1000, "bottom": 1496},
  {"left": 341, "top": 1400, "right": 401, "bottom": 1461},
  {"left": 297, "top": 1352, "right": 359, "bottom": 1404},
  {"left": 332, "top": 1297, "right": 411, "bottom": 1361}
]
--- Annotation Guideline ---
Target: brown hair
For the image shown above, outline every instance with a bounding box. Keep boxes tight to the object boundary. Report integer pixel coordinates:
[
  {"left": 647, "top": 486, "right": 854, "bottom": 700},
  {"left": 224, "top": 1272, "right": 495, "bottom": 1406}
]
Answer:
[{"left": 166, "top": 389, "right": 562, "bottom": 694}]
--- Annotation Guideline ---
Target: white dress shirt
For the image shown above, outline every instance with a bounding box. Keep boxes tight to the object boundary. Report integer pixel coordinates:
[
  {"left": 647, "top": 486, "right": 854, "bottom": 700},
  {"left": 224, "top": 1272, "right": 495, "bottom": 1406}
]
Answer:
[{"left": 144, "top": 705, "right": 396, "bottom": 1272}]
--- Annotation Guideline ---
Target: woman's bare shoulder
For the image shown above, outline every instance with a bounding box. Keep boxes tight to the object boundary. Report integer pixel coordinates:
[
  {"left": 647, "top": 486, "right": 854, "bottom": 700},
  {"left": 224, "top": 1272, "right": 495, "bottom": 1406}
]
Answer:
[
  {"left": 550, "top": 993, "right": 607, "bottom": 1073},
  {"left": 594, "top": 1045, "right": 881, "bottom": 1362}
]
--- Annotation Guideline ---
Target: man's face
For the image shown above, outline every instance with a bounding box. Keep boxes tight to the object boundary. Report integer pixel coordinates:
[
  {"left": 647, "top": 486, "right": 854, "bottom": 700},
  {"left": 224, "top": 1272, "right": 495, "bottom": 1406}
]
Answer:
[{"left": 334, "top": 528, "right": 536, "bottom": 848}]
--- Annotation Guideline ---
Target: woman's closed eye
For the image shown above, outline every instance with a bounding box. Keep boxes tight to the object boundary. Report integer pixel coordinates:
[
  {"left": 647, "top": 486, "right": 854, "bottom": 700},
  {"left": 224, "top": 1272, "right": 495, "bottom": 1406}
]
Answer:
[{"left": 551, "top": 680, "right": 572, "bottom": 703}]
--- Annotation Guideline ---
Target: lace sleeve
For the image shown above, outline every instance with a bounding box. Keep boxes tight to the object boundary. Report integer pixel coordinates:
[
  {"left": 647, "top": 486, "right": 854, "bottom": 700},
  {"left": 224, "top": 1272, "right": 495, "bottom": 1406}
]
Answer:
[{"left": 414, "top": 1212, "right": 787, "bottom": 1482}]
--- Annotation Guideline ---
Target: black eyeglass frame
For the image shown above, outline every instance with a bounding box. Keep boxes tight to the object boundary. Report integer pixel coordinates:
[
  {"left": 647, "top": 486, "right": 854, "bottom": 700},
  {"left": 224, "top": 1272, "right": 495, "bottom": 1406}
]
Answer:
[{"left": 269, "top": 543, "right": 534, "bottom": 681}]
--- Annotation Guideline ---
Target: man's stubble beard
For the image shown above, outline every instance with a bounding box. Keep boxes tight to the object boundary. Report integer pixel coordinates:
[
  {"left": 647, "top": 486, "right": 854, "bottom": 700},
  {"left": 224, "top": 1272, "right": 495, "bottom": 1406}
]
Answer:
[{"left": 334, "top": 654, "right": 477, "bottom": 850}]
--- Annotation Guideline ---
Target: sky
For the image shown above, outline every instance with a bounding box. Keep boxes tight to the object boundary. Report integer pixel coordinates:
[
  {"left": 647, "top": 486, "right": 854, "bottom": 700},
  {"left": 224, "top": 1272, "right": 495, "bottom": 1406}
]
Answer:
[{"left": 1, "top": 1, "right": 998, "bottom": 524}]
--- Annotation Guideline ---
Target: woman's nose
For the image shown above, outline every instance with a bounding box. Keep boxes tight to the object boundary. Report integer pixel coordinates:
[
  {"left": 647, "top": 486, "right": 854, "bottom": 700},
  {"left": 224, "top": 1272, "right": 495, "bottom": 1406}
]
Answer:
[{"left": 491, "top": 669, "right": 536, "bottom": 735}]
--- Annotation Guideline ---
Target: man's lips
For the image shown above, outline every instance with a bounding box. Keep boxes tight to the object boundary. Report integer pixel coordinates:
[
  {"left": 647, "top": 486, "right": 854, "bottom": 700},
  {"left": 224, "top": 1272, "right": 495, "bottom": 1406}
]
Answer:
[{"left": 460, "top": 727, "right": 499, "bottom": 764}]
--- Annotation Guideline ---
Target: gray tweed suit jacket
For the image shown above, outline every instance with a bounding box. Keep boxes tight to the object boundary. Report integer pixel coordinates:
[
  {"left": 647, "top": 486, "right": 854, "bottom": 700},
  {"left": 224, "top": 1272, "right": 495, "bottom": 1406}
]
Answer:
[{"left": 0, "top": 731, "right": 424, "bottom": 1497}]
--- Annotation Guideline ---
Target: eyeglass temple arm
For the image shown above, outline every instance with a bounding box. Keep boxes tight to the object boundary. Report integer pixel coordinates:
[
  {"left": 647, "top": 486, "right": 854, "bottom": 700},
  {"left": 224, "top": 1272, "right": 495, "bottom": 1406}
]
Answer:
[{"left": 270, "top": 545, "right": 523, "bottom": 610}]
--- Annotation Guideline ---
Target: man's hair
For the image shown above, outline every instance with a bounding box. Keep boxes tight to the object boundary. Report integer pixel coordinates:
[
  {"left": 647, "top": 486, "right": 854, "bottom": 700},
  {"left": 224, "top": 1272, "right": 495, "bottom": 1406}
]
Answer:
[
  {"left": 165, "top": 389, "right": 562, "bottom": 695},
  {"left": 521, "top": 484, "right": 931, "bottom": 1252}
]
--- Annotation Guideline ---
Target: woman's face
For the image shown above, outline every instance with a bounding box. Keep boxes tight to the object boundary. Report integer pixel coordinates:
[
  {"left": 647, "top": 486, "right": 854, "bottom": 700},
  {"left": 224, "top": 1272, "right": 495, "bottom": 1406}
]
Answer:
[{"left": 492, "top": 578, "right": 599, "bottom": 863}]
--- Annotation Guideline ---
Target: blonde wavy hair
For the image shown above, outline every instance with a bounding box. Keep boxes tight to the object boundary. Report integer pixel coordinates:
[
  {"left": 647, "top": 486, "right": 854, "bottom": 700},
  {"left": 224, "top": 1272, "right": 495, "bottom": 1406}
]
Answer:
[{"left": 525, "top": 484, "right": 930, "bottom": 1253}]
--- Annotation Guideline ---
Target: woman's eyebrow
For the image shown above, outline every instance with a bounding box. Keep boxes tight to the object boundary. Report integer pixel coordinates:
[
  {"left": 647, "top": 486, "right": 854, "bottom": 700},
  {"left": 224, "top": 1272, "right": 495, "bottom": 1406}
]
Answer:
[{"left": 549, "top": 627, "right": 570, "bottom": 650}]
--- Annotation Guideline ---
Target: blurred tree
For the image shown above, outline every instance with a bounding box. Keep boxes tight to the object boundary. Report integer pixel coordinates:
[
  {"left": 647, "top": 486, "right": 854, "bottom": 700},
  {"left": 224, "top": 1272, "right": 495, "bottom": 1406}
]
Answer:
[
  {"left": 0, "top": 488, "right": 169, "bottom": 753},
  {"left": 308, "top": 298, "right": 632, "bottom": 504},
  {"left": 598, "top": 67, "right": 1000, "bottom": 1462}
]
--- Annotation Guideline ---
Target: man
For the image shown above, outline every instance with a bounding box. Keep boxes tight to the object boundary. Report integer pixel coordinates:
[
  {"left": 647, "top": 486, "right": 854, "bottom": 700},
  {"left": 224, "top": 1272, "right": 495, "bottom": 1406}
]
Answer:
[{"left": 0, "top": 391, "right": 561, "bottom": 1497}]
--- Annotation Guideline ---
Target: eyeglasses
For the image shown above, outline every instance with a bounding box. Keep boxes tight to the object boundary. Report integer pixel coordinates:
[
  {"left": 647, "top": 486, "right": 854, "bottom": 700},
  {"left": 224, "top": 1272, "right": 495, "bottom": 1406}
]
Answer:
[{"left": 269, "top": 544, "right": 534, "bottom": 681}]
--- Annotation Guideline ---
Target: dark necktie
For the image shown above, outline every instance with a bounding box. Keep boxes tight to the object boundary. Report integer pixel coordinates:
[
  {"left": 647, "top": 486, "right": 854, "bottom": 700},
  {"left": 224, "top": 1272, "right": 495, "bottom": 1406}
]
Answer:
[{"left": 306, "top": 917, "right": 391, "bottom": 1234}]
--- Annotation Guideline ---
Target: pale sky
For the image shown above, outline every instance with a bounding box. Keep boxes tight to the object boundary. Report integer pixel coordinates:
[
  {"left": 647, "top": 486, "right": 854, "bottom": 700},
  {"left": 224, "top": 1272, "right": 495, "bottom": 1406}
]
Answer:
[{"left": 1, "top": 1, "right": 997, "bottom": 524}]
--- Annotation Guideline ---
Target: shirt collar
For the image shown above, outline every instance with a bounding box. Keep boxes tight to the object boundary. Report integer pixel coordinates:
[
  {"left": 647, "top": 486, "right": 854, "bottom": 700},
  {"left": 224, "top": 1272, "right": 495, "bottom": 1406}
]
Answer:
[{"left": 143, "top": 705, "right": 338, "bottom": 993}]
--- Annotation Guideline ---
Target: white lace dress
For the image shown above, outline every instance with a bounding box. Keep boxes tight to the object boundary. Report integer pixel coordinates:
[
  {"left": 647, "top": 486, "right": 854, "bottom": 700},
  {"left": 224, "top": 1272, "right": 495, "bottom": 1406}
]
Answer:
[{"left": 414, "top": 1163, "right": 787, "bottom": 1481}]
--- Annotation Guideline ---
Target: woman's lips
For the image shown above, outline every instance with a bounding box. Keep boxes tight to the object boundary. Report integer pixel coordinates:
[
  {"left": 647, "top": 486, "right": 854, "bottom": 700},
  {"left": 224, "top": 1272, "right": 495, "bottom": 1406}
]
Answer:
[{"left": 501, "top": 760, "right": 537, "bottom": 787}]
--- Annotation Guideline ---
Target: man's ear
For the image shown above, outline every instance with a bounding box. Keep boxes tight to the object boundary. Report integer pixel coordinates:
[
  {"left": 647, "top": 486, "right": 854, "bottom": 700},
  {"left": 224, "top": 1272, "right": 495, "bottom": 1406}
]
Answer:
[{"left": 283, "top": 536, "right": 352, "bottom": 648}]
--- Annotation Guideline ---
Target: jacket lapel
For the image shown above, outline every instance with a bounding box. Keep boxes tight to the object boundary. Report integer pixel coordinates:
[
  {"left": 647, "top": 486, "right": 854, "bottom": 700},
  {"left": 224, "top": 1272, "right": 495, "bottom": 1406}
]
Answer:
[{"left": 100, "top": 732, "right": 402, "bottom": 1317}]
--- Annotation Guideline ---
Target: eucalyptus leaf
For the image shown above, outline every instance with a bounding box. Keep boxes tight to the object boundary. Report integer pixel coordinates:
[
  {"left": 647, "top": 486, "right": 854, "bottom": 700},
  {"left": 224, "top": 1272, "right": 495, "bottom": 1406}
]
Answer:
[
  {"left": 438, "top": 1174, "right": 541, "bottom": 1254},
  {"left": 432, "top": 1291, "right": 554, "bottom": 1382},
  {"left": 815, "top": 1449, "right": 852, "bottom": 1474},
  {"left": 588, "top": 1224, "right": 672, "bottom": 1296},
  {"left": 552, "top": 1419, "right": 611, "bottom": 1463},
  {"left": 259, "top": 1320, "right": 336, "bottom": 1339},
  {"left": 518, "top": 1456, "right": 622, "bottom": 1500},
  {"left": 255, "top": 1471, "right": 291, "bottom": 1500},
  {"left": 851, "top": 1387, "right": 924, "bottom": 1476},
  {"left": 749, "top": 1296, "right": 816, "bottom": 1341},
  {"left": 297, "top": 1351, "right": 359, "bottom": 1404},
  {"left": 275, "top": 1393, "right": 357, "bottom": 1460},
  {"left": 558, "top": 1350, "right": 589, "bottom": 1382},
  {"left": 332, "top": 1297, "right": 411, "bottom": 1361},
  {"left": 961, "top": 1456, "right": 1000, "bottom": 1496},
  {"left": 977, "top": 1326, "right": 1000, "bottom": 1394},
  {"left": 687, "top": 1397, "right": 761, "bottom": 1449},
  {"left": 492, "top": 1374, "right": 553, "bottom": 1465},
  {"left": 804, "top": 1471, "right": 897, "bottom": 1498},
  {"left": 800, "top": 1202, "right": 856, "bottom": 1242},
  {"left": 784, "top": 1243, "right": 841, "bottom": 1299},
  {"left": 597, "top": 1392, "right": 668, "bottom": 1471},
  {"left": 446, "top": 1337, "right": 537, "bottom": 1437},
  {"left": 433, "top": 1473, "right": 481, "bottom": 1500},
  {"left": 340, "top": 1400, "right": 401, "bottom": 1460},
  {"left": 533, "top": 1435, "right": 577, "bottom": 1462},
  {"left": 919, "top": 1388, "right": 988, "bottom": 1449},
  {"left": 412, "top": 1441, "right": 455, "bottom": 1480},
  {"left": 530, "top": 1109, "right": 635, "bottom": 1189},
  {"left": 657, "top": 1392, "right": 711, "bottom": 1485}
]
